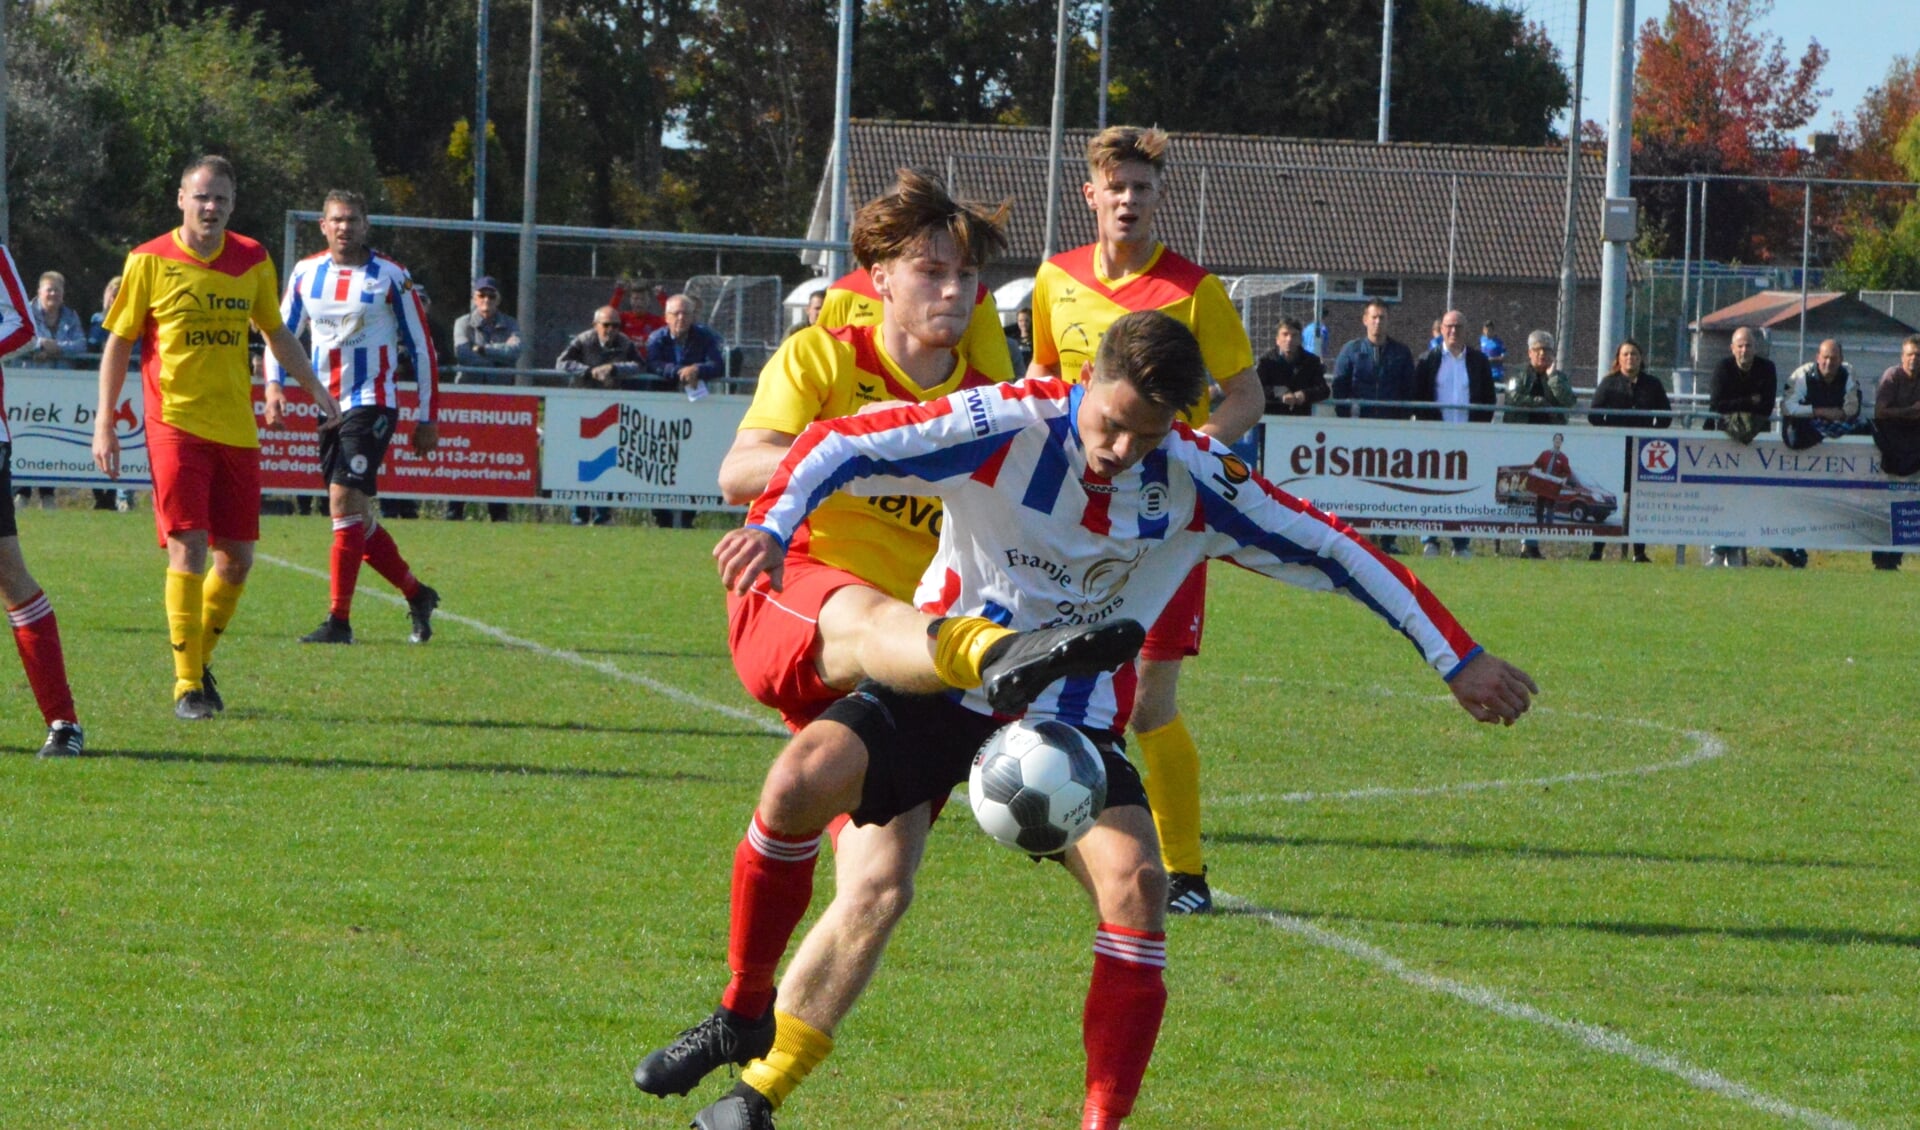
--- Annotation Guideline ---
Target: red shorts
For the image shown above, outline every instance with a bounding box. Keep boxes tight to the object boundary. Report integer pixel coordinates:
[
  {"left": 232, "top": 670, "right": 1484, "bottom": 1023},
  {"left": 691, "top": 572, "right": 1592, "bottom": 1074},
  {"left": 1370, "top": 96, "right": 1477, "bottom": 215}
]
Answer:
[
  {"left": 147, "top": 424, "right": 262, "bottom": 548},
  {"left": 1141, "top": 561, "right": 1207, "bottom": 661},
  {"left": 728, "top": 554, "right": 874, "bottom": 733}
]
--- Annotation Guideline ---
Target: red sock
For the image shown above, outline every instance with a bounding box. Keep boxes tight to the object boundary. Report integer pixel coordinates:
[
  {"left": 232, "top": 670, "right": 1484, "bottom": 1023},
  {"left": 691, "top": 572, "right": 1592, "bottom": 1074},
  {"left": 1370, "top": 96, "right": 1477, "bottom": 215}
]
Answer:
[
  {"left": 720, "top": 811, "right": 822, "bottom": 1018},
  {"left": 9, "top": 591, "right": 77, "bottom": 726},
  {"left": 329, "top": 516, "right": 368, "bottom": 619},
  {"left": 362, "top": 522, "right": 421, "bottom": 599},
  {"left": 1082, "top": 923, "right": 1168, "bottom": 1127}
]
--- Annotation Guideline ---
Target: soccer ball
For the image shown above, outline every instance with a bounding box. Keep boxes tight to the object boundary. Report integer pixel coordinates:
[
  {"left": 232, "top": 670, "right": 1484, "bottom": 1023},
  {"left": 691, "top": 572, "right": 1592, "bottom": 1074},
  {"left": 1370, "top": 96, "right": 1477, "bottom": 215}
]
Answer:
[{"left": 968, "top": 719, "right": 1108, "bottom": 855}]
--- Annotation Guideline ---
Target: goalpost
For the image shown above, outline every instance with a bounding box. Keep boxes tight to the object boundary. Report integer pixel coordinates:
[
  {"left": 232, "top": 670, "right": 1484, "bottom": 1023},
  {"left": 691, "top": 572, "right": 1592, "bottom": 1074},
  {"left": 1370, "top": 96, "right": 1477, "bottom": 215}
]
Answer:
[{"left": 1224, "top": 274, "right": 1326, "bottom": 355}]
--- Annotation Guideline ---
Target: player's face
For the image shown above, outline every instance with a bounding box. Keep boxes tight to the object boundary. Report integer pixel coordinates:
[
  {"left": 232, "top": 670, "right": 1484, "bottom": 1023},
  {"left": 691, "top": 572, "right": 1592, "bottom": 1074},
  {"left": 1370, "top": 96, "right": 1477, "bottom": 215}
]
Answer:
[
  {"left": 177, "top": 169, "right": 236, "bottom": 242},
  {"left": 321, "top": 202, "right": 370, "bottom": 260},
  {"left": 872, "top": 231, "right": 976, "bottom": 350},
  {"left": 1078, "top": 369, "right": 1176, "bottom": 478},
  {"left": 1084, "top": 160, "right": 1163, "bottom": 248}
]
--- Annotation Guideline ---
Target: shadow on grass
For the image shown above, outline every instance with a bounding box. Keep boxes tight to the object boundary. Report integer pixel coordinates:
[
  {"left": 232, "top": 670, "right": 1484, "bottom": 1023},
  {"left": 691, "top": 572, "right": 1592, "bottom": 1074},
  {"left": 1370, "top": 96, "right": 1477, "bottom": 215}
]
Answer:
[
  {"left": 1228, "top": 904, "right": 1920, "bottom": 952},
  {"left": 1211, "top": 830, "right": 1884, "bottom": 872},
  {"left": 291, "top": 715, "right": 781, "bottom": 741},
  {"left": 80, "top": 747, "right": 725, "bottom": 783}
]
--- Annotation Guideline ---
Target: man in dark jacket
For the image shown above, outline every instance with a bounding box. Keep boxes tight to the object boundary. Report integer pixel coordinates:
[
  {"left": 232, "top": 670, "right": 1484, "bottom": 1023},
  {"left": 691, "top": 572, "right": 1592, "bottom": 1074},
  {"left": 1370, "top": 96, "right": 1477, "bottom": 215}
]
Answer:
[
  {"left": 1332, "top": 298, "right": 1416, "bottom": 552},
  {"left": 1706, "top": 327, "right": 1777, "bottom": 566},
  {"left": 1410, "top": 310, "right": 1496, "bottom": 556},
  {"left": 1256, "top": 316, "right": 1329, "bottom": 416}
]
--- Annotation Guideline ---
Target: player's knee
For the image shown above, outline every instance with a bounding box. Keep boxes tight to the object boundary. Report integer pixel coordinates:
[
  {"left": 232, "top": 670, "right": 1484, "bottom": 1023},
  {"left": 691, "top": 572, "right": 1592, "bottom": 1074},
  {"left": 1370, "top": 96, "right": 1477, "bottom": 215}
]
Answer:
[
  {"left": 760, "top": 728, "right": 865, "bottom": 830},
  {"left": 1101, "top": 855, "right": 1169, "bottom": 928}
]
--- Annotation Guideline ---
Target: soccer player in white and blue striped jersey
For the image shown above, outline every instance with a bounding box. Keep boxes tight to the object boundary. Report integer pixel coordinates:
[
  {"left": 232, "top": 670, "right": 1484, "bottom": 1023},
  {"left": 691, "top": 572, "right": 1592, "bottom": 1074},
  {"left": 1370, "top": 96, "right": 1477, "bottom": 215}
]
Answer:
[
  {"left": 269, "top": 190, "right": 442, "bottom": 645},
  {"left": 646, "top": 310, "right": 1537, "bottom": 1129}
]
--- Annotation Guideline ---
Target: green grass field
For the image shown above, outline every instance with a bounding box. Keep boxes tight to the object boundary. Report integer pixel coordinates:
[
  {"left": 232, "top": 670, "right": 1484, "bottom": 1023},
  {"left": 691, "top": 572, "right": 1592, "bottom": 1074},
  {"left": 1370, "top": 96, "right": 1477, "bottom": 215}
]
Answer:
[{"left": 2, "top": 509, "right": 1915, "bottom": 1129}]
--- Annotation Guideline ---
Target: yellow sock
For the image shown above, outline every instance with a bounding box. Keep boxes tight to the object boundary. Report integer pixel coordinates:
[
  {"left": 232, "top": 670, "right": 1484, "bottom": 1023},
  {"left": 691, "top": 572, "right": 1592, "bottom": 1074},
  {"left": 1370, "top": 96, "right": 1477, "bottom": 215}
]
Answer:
[
  {"left": 1138, "top": 713, "right": 1205, "bottom": 875},
  {"left": 200, "top": 572, "right": 245, "bottom": 667},
  {"left": 930, "top": 616, "right": 1015, "bottom": 690},
  {"left": 165, "top": 569, "right": 204, "bottom": 698},
  {"left": 738, "top": 1009, "right": 834, "bottom": 1110}
]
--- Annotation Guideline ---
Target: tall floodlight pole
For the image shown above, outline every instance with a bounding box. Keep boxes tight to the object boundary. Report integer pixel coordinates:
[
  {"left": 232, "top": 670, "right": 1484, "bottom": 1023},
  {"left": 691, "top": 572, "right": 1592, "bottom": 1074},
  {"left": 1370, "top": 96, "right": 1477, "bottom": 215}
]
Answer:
[
  {"left": 1097, "top": 0, "right": 1112, "bottom": 129},
  {"left": 1377, "top": 0, "right": 1394, "bottom": 143},
  {"left": 1596, "top": 0, "right": 1636, "bottom": 378},
  {"left": 1042, "top": 0, "right": 1072, "bottom": 260},
  {"left": 0, "top": 0, "right": 11, "bottom": 243},
  {"left": 516, "top": 0, "right": 543, "bottom": 374},
  {"left": 1555, "top": 0, "right": 1587, "bottom": 377},
  {"left": 827, "top": 0, "right": 854, "bottom": 280},
  {"left": 471, "top": 0, "right": 490, "bottom": 283}
]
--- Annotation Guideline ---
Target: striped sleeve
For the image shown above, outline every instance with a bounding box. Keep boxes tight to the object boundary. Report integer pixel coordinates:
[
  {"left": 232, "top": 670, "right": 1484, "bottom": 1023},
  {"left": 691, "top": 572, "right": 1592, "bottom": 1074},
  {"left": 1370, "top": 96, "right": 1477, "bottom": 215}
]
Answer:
[
  {"left": 746, "top": 378, "right": 1066, "bottom": 546},
  {"left": 393, "top": 267, "right": 440, "bottom": 423},
  {"left": 1174, "top": 433, "right": 1481, "bottom": 679},
  {"left": 0, "top": 245, "right": 34, "bottom": 358},
  {"left": 265, "top": 260, "right": 309, "bottom": 386}
]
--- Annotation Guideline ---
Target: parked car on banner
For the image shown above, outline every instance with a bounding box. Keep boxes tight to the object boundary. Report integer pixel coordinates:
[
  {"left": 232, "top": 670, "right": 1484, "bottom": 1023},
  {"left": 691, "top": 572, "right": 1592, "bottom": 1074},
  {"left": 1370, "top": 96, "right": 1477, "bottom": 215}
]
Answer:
[{"left": 1495, "top": 464, "right": 1617, "bottom": 524}]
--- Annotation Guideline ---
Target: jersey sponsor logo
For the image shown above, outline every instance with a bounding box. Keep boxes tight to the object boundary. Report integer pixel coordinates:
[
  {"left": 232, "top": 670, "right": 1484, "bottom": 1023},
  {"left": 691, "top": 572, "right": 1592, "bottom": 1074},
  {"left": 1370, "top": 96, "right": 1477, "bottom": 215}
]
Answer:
[
  {"left": 866, "top": 493, "right": 942, "bottom": 536},
  {"left": 855, "top": 380, "right": 882, "bottom": 403},
  {"left": 204, "top": 293, "right": 251, "bottom": 311},
  {"left": 182, "top": 328, "right": 247, "bottom": 347},
  {"left": 349, "top": 453, "right": 369, "bottom": 475},
  {"left": 961, "top": 387, "right": 993, "bottom": 437},
  {"left": 1215, "top": 452, "right": 1250, "bottom": 484},
  {"left": 1003, "top": 544, "right": 1146, "bottom": 610}
]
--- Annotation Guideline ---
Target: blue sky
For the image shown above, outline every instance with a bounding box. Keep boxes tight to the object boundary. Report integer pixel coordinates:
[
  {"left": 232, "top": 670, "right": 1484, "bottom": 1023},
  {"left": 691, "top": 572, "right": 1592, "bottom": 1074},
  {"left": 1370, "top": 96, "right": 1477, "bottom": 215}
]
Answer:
[{"left": 1566, "top": 0, "right": 1914, "bottom": 134}]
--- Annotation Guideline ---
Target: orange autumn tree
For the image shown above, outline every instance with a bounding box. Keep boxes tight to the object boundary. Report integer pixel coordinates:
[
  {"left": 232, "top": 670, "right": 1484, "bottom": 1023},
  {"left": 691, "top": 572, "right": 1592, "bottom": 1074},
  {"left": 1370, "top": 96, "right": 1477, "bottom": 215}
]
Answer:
[{"left": 1631, "top": 0, "right": 1828, "bottom": 262}]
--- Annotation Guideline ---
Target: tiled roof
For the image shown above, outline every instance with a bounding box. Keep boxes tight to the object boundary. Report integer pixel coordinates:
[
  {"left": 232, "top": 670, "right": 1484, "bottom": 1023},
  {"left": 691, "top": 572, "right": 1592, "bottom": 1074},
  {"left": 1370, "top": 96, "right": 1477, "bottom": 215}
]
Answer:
[
  {"left": 1695, "top": 290, "right": 1844, "bottom": 330},
  {"left": 813, "top": 119, "right": 1609, "bottom": 282}
]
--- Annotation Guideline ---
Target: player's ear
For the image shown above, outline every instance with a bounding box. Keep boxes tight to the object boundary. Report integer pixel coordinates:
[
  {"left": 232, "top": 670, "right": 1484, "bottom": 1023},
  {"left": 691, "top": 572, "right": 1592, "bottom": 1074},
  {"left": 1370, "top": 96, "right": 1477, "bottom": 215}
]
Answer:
[
  {"left": 1078, "top": 361, "right": 1096, "bottom": 385},
  {"left": 869, "top": 263, "right": 890, "bottom": 302}
]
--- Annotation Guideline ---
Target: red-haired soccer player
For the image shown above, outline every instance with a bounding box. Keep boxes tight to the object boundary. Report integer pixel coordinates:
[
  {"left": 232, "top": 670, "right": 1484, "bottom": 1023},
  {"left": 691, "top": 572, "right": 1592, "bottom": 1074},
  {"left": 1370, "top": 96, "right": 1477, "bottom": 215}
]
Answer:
[
  {"left": 93, "top": 155, "right": 341, "bottom": 720},
  {"left": 1027, "top": 125, "right": 1264, "bottom": 914},
  {"left": 0, "top": 243, "right": 83, "bottom": 757}
]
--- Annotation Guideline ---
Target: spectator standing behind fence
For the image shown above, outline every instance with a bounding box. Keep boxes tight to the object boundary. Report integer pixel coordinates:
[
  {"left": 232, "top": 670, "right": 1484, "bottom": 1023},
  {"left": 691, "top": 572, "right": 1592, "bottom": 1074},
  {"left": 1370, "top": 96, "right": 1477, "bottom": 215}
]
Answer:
[
  {"left": 451, "top": 276, "right": 522, "bottom": 378},
  {"left": 558, "top": 306, "right": 646, "bottom": 527},
  {"left": 27, "top": 272, "right": 87, "bottom": 367},
  {"left": 1413, "top": 310, "right": 1495, "bottom": 558},
  {"left": 1706, "top": 327, "right": 1776, "bottom": 567},
  {"left": 1588, "top": 339, "right": 1669, "bottom": 563},
  {"left": 1256, "top": 316, "right": 1329, "bottom": 417},
  {"left": 646, "top": 293, "right": 724, "bottom": 397},
  {"left": 1506, "top": 330, "right": 1574, "bottom": 559},
  {"left": 1004, "top": 306, "right": 1034, "bottom": 373},
  {"left": 1480, "top": 321, "right": 1506, "bottom": 386},
  {"left": 1781, "top": 339, "right": 1865, "bottom": 449},
  {"left": 609, "top": 279, "right": 669, "bottom": 342},
  {"left": 1333, "top": 298, "right": 1417, "bottom": 554},
  {"left": 1869, "top": 334, "right": 1920, "bottom": 571},
  {"left": 446, "top": 277, "right": 518, "bottom": 522}
]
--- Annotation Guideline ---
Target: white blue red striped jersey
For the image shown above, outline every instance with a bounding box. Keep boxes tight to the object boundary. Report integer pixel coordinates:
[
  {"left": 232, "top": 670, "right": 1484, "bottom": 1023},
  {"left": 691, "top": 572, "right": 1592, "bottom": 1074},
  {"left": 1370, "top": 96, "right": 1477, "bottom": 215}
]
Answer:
[
  {"left": 267, "top": 250, "right": 439, "bottom": 421},
  {"left": 748, "top": 376, "right": 1482, "bottom": 734},
  {"left": 0, "top": 244, "right": 38, "bottom": 444}
]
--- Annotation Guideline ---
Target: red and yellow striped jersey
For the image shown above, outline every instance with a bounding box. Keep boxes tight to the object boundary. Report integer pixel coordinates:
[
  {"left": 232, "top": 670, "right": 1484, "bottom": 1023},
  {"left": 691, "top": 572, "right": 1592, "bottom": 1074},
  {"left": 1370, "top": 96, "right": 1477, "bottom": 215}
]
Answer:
[
  {"left": 105, "top": 230, "right": 284, "bottom": 448},
  {"left": 1029, "top": 242, "right": 1252, "bottom": 427},
  {"left": 741, "top": 323, "right": 1001, "bottom": 600}
]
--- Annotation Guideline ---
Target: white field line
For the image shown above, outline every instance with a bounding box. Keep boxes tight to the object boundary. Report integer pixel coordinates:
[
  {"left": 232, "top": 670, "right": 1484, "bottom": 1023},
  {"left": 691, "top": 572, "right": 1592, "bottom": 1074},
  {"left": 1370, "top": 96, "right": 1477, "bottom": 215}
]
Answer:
[
  {"left": 1213, "top": 679, "right": 1727, "bottom": 805},
  {"left": 1218, "top": 893, "right": 1861, "bottom": 1130},
  {"left": 258, "top": 554, "right": 787, "bottom": 736}
]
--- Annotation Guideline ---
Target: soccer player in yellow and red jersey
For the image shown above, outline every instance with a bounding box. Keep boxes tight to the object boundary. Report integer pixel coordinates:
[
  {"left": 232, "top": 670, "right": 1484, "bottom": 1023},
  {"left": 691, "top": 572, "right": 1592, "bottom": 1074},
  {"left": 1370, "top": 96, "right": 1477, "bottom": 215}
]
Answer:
[
  {"left": 816, "top": 247, "right": 1016, "bottom": 383},
  {"left": 92, "top": 155, "right": 341, "bottom": 720},
  {"left": 637, "top": 169, "right": 1020, "bottom": 1129},
  {"left": 1027, "top": 125, "right": 1264, "bottom": 915}
]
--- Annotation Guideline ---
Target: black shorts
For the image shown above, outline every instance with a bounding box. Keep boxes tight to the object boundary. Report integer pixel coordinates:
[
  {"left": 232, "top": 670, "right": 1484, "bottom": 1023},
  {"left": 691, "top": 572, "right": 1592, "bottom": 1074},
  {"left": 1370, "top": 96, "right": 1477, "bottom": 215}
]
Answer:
[
  {"left": 319, "top": 407, "right": 399, "bottom": 495},
  {"left": 818, "top": 681, "right": 1148, "bottom": 829},
  {"left": 0, "top": 443, "right": 15, "bottom": 538}
]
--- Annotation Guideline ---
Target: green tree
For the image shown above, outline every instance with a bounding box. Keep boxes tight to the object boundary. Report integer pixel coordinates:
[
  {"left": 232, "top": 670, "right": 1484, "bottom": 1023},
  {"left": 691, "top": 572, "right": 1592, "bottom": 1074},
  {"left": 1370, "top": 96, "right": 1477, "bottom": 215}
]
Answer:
[
  {"left": 853, "top": 0, "right": 1101, "bottom": 125},
  {"left": 1832, "top": 94, "right": 1920, "bottom": 291}
]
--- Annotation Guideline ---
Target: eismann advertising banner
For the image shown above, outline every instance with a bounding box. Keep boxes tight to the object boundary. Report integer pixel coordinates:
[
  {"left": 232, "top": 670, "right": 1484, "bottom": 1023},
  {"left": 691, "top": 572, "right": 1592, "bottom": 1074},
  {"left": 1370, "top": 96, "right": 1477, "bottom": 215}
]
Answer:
[
  {"left": 1258, "top": 416, "right": 1629, "bottom": 539},
  {"left": 540, "top": 389, "right": 734, "bottom": 510},
  {"left": 5, "top": 369, "right": 150, "bottom": 485},
  {"left": 256, "top": 384, "right": 541, "bottom": 501},
  {"left": 1628, "top": 432, "right": 1918, "bottom": 552}
]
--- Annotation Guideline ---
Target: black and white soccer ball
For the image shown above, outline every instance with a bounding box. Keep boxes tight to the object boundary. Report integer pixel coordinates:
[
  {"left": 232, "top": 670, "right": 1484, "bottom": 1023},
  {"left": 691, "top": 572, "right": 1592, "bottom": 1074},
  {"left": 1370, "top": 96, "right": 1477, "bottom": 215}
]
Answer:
[{"left": 968, "top": 719, "right": 1108, "bottom": 855}]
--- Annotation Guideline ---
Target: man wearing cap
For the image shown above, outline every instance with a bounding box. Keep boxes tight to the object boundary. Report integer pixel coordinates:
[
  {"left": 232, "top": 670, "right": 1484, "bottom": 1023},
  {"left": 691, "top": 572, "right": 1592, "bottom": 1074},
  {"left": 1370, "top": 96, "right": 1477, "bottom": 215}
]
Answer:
[{"left": 452, "top": 276, "right": 522, "bottom": 379}]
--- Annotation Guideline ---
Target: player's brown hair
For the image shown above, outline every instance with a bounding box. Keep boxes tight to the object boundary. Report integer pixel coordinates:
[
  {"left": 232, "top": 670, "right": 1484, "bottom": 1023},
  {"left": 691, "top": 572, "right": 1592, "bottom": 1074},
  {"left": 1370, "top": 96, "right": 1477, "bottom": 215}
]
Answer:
[
  {"left": 1092, "top": 310, "right": 1207, "bottom": 413},
  {"left": 182, "top": 154, "right": 237, "bottom": 188},
  {"left": 1085, "top": 125, "right": 1170, "bottom": 181},
  {"left": 850, "top": 168, "right": 1010, "bottom": 271},
  {"left": 323, "top": 189, "right": 369, "bottom": 217}
]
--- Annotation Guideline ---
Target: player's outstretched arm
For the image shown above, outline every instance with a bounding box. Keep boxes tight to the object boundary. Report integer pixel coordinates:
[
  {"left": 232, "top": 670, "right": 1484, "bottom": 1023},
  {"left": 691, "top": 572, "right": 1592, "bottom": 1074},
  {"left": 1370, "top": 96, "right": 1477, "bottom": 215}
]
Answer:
[
  {"left": 714, "top": 526, "right": 785, "bottom": 595},
  {"left": 92, "top": 334, "right": 133, "bottom": 479},
  {"left": 1447, "top": 652, "right": 1539, "bottom": 726},
  {"left": 1200, "top": 367, "right": 1263, "bottom": 444}
]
